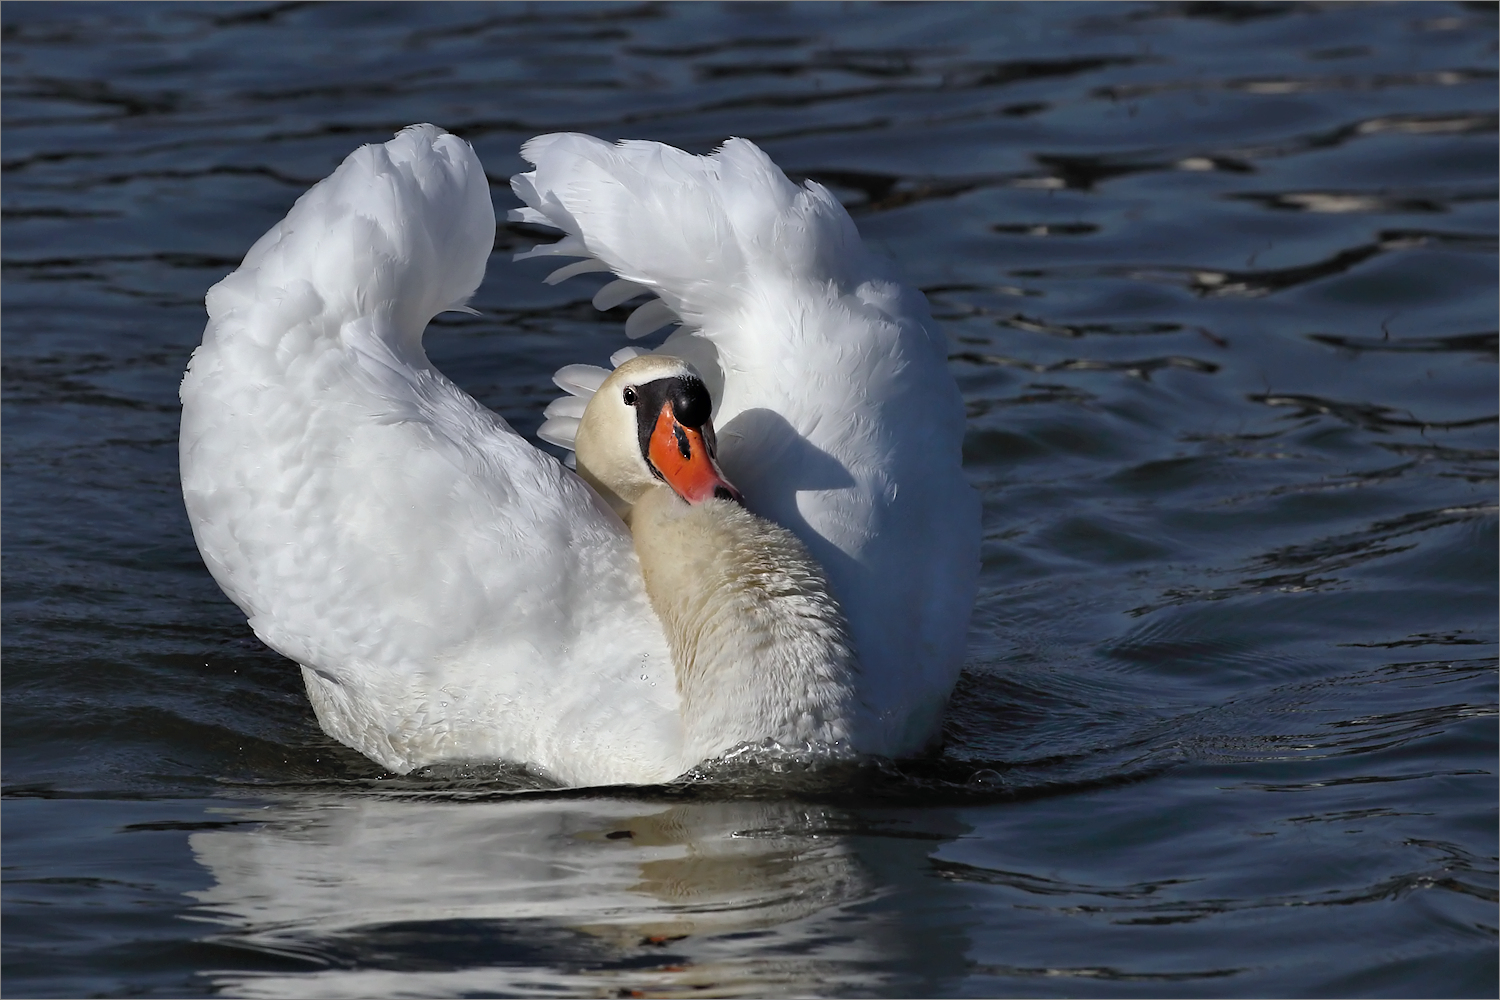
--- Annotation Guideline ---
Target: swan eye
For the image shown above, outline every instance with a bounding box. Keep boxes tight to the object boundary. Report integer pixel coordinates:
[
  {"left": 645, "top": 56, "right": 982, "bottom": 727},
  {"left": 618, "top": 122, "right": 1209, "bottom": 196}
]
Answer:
[{"left": 622, "top": 386, "right": 638, "bottom": 406}]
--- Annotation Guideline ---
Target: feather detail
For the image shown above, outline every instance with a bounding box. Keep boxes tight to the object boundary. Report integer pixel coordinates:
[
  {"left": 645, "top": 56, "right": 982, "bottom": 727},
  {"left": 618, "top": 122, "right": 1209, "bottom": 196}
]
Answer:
[
  {"left": 545, "top": 259, "right": 611, "bottom": 285},
  {"left": 543, "top": 395, "right": 588, "bottom": 420},
  {"left": 537, "top": 416, "right": 581, "bottom": 449},
  {"left": 593, "top": 279, "right": 650, "bottom": 312},
  {"left": 625, "top": 299, "right": 678, "bottom": 340},
  {"left": 552, "top": 363, "right": 610, "bottom": 397},
  {"left": 506, "top": 206, "right": 554, "bottom": 227},
  {"left": 513, "top": 235, "right": 588, "bottom": 261}
]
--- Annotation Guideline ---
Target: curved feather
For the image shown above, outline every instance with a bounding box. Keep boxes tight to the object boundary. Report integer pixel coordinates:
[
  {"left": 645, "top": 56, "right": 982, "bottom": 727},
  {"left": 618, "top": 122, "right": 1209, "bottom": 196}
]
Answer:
[{"left": 179, "top": 125, "right": 681, "bottom": 784}]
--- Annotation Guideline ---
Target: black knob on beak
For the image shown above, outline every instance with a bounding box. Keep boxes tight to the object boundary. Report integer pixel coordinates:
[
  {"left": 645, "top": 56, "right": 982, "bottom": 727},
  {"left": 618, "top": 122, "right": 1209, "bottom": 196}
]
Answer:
[{"left": 670, "top": 378, "right": 713, "bottom": 429}]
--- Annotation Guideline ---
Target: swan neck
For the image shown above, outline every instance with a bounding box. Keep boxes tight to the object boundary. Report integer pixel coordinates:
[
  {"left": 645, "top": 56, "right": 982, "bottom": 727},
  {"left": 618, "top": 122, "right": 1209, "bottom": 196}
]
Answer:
[{"left": 628, "top": 486, "right": 858, "bottom": 763}]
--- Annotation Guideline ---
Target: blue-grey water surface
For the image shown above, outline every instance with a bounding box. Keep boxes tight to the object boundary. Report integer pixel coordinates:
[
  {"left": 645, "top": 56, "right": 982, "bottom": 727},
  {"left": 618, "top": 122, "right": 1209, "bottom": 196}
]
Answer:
[{"left": 3, "top": 2, "right": 1496, "bottom": 997}]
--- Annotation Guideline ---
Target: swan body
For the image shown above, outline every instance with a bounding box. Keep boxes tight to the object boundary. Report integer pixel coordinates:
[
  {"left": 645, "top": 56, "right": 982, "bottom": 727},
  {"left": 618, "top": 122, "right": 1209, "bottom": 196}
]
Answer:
[{"left": 179, "top": 125, "right": 978, "bottom": 786}]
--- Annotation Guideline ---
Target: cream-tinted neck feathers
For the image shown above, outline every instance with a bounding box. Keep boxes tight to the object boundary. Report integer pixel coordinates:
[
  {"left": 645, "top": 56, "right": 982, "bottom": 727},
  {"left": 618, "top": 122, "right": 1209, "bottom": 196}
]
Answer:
[
  {"left": 630, "top": 487, "right": 858, "bottom": 761},
  {"left": 575, "top": 357, "right": 860, "bottom": 759}
]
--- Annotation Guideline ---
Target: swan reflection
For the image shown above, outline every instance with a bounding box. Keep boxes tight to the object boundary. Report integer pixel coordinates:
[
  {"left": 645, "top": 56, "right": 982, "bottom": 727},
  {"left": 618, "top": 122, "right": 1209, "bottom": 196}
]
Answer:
[{"left": 187, "top": 793, "right": 900, "bottom": 997}]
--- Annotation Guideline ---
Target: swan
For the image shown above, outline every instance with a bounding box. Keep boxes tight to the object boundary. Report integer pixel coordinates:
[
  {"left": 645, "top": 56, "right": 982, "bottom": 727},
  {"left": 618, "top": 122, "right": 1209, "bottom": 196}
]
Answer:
[{"left": 179, "top": 124, "right": 978, "bottom": 787}]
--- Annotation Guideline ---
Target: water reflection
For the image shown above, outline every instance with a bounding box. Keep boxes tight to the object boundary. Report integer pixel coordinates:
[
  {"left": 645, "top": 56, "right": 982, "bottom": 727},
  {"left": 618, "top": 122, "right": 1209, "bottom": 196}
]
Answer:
[{"left": 187, "top": 793, "right": 954, "bottom": 998}]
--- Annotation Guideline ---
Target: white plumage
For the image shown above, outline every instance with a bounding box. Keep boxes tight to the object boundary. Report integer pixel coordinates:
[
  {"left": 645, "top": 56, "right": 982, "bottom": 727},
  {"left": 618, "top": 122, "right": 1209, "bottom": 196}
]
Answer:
[{"left": 179, "top": 124, "right": 978, "bottom": 786}]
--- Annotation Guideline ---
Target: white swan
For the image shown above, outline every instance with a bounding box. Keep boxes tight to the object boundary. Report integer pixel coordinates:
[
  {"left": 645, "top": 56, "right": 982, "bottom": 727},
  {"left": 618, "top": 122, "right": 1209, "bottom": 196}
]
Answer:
[{"left": 179, "top": 125, "right": 978, "bottom": 786}]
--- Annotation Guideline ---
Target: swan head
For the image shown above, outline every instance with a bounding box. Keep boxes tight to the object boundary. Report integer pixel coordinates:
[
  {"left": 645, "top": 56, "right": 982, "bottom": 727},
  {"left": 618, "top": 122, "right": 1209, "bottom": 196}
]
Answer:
[{"left": 575, "top": 355, "right": 742, "bottom": 521}]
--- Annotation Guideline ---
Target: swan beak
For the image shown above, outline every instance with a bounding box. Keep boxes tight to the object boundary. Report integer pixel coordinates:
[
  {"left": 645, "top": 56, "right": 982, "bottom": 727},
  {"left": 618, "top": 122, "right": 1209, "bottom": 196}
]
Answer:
[{"left": 647, "top": 403, "right": 743, "bottom": 505}]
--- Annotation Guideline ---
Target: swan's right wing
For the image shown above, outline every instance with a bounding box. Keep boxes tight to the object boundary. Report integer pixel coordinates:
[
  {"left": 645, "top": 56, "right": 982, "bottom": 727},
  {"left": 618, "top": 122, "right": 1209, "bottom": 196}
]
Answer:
[
  {"left": 179, "top": 126, "right": 680, "bottom": 784},
  {"left": 510, "top": 135, "right": 979, "bottom": 756}
]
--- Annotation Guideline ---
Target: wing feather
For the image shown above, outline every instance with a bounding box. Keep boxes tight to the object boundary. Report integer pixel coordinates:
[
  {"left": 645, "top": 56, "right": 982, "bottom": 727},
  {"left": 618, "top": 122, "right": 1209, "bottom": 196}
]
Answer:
[
  {"left": 180, "top": 125, "right": 681, "bottom": 784},
  {"left": 511, "top": 134, "right": 979, "bottom": 754}
]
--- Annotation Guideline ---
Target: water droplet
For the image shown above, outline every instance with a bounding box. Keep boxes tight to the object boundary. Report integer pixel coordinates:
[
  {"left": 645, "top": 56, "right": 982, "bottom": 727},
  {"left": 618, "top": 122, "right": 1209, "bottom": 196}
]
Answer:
[{"left": 967, "top": 768, "right": 1004, "bottom": 788}]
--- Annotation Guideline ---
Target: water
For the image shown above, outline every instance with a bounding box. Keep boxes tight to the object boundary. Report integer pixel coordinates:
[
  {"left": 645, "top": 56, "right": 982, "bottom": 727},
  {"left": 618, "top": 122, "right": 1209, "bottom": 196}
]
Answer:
[{"left": 3, "top": 2, "right": 1495, "bottom": 996}]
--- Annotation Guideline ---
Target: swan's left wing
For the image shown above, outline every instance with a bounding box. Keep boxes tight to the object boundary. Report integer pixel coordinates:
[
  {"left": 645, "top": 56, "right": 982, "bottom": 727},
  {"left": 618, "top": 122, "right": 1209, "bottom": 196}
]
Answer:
[{"left": 180, "top": 126, "right": 680, "bottom": 784}]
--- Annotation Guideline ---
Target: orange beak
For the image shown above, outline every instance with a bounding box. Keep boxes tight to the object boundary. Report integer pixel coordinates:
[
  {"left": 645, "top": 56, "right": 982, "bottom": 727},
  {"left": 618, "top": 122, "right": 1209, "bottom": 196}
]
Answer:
[{"left": 646, "top": 402, "right": 743, "bottom": 505}]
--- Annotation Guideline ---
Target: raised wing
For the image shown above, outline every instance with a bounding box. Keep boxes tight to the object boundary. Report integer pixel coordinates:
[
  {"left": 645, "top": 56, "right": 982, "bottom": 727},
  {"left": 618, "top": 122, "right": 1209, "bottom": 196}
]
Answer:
[
  {"left": 180, "top": 126, "right": 681, "bottom": 784},
  {"left": 511, "top": 135, "right": 979, "bottom": 753}
]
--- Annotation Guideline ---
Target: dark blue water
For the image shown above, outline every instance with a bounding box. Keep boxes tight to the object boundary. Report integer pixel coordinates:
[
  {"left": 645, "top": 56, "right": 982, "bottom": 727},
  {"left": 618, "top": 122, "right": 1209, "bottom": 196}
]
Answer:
[{"left": 3, "top": 2, "right": 1496, "bottom": 997}]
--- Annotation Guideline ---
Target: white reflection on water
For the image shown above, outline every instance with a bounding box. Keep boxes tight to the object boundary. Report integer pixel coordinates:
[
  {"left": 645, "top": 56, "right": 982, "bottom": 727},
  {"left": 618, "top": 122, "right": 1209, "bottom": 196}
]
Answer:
[{"left": 187, "top": 794, "right": 931, "bottom": 998}]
